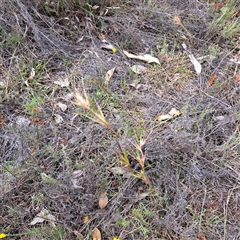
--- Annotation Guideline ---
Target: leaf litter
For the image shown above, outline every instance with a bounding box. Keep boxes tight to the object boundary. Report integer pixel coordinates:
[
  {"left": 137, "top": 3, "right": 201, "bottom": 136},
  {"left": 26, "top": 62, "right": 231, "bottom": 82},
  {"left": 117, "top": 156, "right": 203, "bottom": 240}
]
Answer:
[
  {"left": 30, "top": 209, "right": 56, "bottom": 227},
  {"left": 98, "top": 192, "right": 108, "bottom": 209},
  {"left": 92, "top": 227, "right": 101, "bottom": 240},
  {"left": 123, "top": 50, "right": 160, "bottom": 64},
  {"left": 1, "top": 0, "right": 240, "bottom": 239}
]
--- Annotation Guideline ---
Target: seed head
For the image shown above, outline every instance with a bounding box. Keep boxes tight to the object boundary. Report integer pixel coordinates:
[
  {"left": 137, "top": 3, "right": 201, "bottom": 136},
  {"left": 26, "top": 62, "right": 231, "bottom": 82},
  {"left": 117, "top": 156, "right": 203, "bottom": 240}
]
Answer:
[{"left": 74, "top": 90, "right": 90, "bottom": 110}]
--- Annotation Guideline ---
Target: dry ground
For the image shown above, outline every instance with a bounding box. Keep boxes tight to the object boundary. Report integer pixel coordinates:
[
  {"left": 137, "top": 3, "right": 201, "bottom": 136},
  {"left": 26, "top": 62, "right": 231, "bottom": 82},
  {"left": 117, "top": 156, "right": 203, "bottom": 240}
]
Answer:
[{"left": 0, "top": 0, "right": 240, "bottom": 239}]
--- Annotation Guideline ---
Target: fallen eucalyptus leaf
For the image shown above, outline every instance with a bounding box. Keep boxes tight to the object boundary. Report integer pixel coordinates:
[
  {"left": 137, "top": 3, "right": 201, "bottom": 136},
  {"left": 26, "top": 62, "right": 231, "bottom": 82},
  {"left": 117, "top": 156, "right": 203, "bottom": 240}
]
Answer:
[
  {"left": 16, "top": 116, "right": 31, "bottom": 127},
  {"left": 54, "top": 78, "right": 70, "bottom": 87},
  {"left": 71, "top": 170, "right": 83, "bottom": 188},
  {"left": 135, "top": 192, "right": 149, "bottom": 201},
  {"left": 56, "top": 102, "right": 67, "bottom": 112},
  {"left": 92, "top": 227, "right": 101, "bottom": 240},
  {"left": 64, "top": 92, "right": 74, "bottom": 101},
  {"left": 54, "top": 114, "right": 64, "bottom": 123},
  {"left": 29, "top": 214, "right": 45, "bottom": 225},
  {"left": 92, "top": 5, "right": 100, "bottom": 10},
  {"left": 99, "top": 192, "right": 108, "bottom": 209},
  {"left": 105, "top": 67, "right": 116, "bottom": 84},
  {"left": 157, "top": 108, "right": 181, "bottom": 121},
  {"left": 130, "top": 65, "right": 147, "bottom": 74},
  {"left": 110, "top": 167, "right": 132, "bottom": 178},
  {"left": 101, "top": 40, "right": 117, "bottom": 52},
  {"left": 123, "top": 50, "right": 160, "bottom": 64},
  {"left": 188, "top": 53, "right": 202, "bottom": 74},
  {"left": 168, "top": 108, "right": 181, "bottom": 117},
  {"left": 30, "top": 209, "right": 56, "bottom": 227},
  {"left": 73, "top": 230, "right": 84, "bottom": 239},
  {"left": 157, "top": 114, "right": 172, "bottom": 121},
  {"left": 129, "top": 83, "right": 151, "bottom": 91},
  {"left": 182, "top": 43, "right": 201, "bottom": 74}
]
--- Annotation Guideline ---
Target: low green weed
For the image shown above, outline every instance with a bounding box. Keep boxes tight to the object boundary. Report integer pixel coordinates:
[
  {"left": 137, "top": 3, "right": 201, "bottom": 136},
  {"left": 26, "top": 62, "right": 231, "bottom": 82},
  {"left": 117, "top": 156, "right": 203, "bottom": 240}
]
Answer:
[{"left": 210, "top": 1, "right": 240, "bottom": 40}]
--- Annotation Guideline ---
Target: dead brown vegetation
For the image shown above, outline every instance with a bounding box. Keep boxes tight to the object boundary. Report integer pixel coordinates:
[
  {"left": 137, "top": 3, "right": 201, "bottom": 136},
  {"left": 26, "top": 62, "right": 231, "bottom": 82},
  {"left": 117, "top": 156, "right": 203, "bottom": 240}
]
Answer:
[{"left": 0, "top": 0, "right": 240, "bottom": 239}]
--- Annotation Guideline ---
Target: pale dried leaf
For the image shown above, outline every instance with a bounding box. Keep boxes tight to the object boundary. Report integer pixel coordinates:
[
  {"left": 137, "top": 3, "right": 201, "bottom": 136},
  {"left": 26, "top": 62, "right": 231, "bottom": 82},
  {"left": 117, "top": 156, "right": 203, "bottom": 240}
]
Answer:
[
  {"left": 129, "top": 83, "right": 151, "bottom": 91},
  {"left": 123, "top": 50, "right": 160, "bottom": 64},
  {"left": 188, "top": 54, "right": 202, "bottom": 74},
  {"left": 30, "top": 209, "right": 56, "bottom": 227},
  {"left": 29, "top": 215, "right": 45, "bottom": 225},
  {"left": 130, "top": 65, "right": 147, "bottom": 74},
  {"left": 92, "top": 227, "right": 101, "bottom": 240},
  {"left": 101, "top": 40, "right": 116, "bottom": 52},
  {"left": 142, "top": 54, "right": 160, "bottom": 64},
  {"left": 54, "top": 78, "right": 70, "bottom": 87},
  {"left": 101, "top": 43, "right": 115, "bottom": 50},
  {"left": 135, "top": 192, "right": 149, "bottom": 201},
  {"left": 46, "top": 213, "right": 56, "bottom": 227},
  {"left": 92, "top": 5, "right": 100, "bottom": 10},
  {"left": 105, "top": 67, "right": 116, "bottom": 84},
  {"left": 73, "top": 230, "right": 84, "bottom": 239},
  {"left": 28, "top": 68, "right": 35, "bottom": 80},
  {"left": 57, "top": 102, "right": 67, "bottom": 112},
  {"left": 24, "top": 80, "right": 29, "bottom": 87},
  {"left": 157, "top": 114, "right": 172, "bottom": 121},
  {"left": 213, "top": 116, "right": 225, "bottom": 121},
  {"left": 76, "top": 36, "right": 84, "bottom": 43},
  {"left": 182, "top": 42, "right": 187, "bottom": 50},
  {"left": 168, "top": 108, "right": 181, "bottom": 117},
  {"left": 64, "top": 92, "right": 74, "bottom": 101},
  {"left": 99, "top": 192, "right": 108, "bottom": 209},
  {"left": 54, "top": 114, "right": 64, "bottom": 123},
  {"left": 229, "top": 58, "right": 240, "bottom": 64},
  {"left": 110, "top": 167, "right": 132, "bottom": 178},
  {"left": 16, "top": 116, "right": 31, "bottom": 127},
  {"left": 71, "top": 170, "right": 83, "bottom": 188},
  {"left": 181, "top": 43, "right": 201, "bottom": 74},
  {"left": 72, "top": 170, "right": 83, "bottom": 178},
  {"left": 123, "top": 50, "right": 139, "bottom": 58},
  {"left": 157, "top": 108, "right": 181, "bottom": 121}
]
